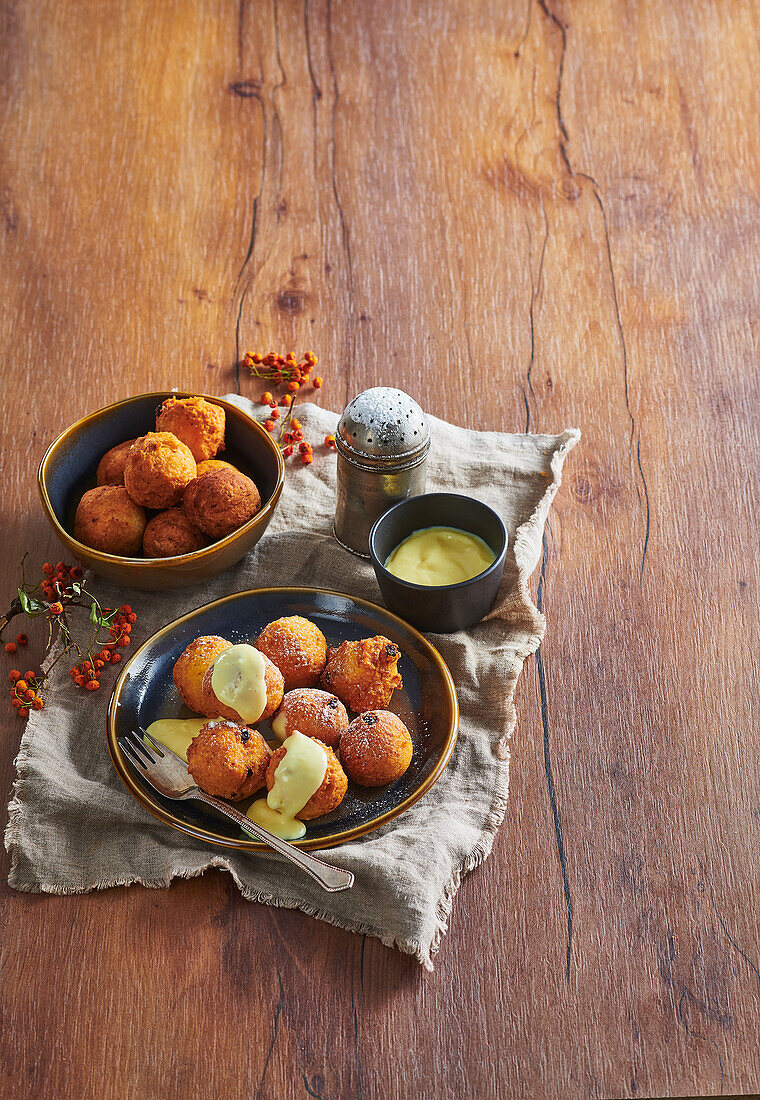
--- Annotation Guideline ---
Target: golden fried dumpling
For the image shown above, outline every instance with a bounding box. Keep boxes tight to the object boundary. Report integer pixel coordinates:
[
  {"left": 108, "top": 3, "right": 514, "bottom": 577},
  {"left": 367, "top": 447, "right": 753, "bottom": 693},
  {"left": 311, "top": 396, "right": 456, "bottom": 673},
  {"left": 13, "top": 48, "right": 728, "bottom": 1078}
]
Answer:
[
  {"left": 271, "top": 688, "right": 348, "bottom": 749},
  {"left": 96, "top": 439, "right": 137, "bottom": 486},
  {"left": 254, "top": 616, "right": 327, "bottom": 690},
  {"left": 339, "top": 710, "right": 413, "bottom": 787},
  {"left": 183, "top": 467, "right": 261, "bottom": 539},
  {"left": 266, "top": 738, "right": 347, "bottom": 819},
  {"left": 73, "top": 486, "right": 146, "bottom": 555},
  {"left": 143, "top": 507, "right": 206, "bottom": 558},
  {"left": 320, "top": 636, "right": 402, "bottom": 712},
  {"left": 173, "top": 636, "right": 232, "bottom": 714},
  {"left": 201, "top": 648, "right": 284, "bottom": 724},
  {"left": 124, "top": 432, "right": 197, "bottom": 509},
  {"left": 187, "top": 720, "right": 271, "bottom": 800},
  {"left": 155, "top": 396, "right": 225, "bottom": 463}
]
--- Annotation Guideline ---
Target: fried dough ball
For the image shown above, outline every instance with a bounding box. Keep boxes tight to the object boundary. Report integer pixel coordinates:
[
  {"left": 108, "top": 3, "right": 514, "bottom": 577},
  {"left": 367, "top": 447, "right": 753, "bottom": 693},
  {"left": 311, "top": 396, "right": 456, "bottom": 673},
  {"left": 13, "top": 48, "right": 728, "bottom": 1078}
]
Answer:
[
  {"left": 266, "top": 738, "right": 348, "bottom": 819},
  {"left": 124, "top": 432, "right": 197, "bottom": 509},
  {"left": 155, "top": 396, "right": 226, "bottom": 462},
  {"left": 254, "top": 616, "right": 328, "bottom": 689},
  {"left": 187, "top": 719, "right": 271, "bottom": 801},
  {"left": 73, "top": 486, "right": 146, "bottom": 555},
  {"left": 271, "top": 689, "right": 349, "bottom": 749},
  {"left": 183, "top": 467, "right": 261, "bottom": 540},
  {"left": 196, "top": 458, "right": 239, "bottom": 479},
  {"left": 320, "top": 636, "right": 403, "bottom": 712},
  {"left": 173, "top": 636, "right": 231, "bottom": 714},
  {"left": 201, "top": 651, "right": 284, "bottom": 724},
  {"left": 339, "top": 711, "right": 413, "bottom": 787},
  {"left": 143, "top": 507, "right": 207, "bottom": 558},
  {"left": 96, "top": 439, "right": 137, "bottom": 486}
]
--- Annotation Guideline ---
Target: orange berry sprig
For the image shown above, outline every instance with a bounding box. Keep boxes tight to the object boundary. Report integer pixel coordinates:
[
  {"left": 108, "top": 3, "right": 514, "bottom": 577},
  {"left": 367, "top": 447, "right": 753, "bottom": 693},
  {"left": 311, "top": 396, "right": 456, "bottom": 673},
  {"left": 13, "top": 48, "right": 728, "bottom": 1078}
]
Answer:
[
  {"left": 240, "top": 350, "right": 328, "bottom": 466},
  {"left": 1, "top": 557, "right": 138, "bottom": 719}
]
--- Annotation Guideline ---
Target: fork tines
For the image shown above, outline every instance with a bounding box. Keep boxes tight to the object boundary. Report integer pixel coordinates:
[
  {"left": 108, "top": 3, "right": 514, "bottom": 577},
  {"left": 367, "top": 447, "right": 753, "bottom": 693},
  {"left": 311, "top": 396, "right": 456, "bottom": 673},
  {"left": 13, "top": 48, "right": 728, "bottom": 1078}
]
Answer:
[{"left": 118, "top": 729, "right": 155, "bottom": 766}]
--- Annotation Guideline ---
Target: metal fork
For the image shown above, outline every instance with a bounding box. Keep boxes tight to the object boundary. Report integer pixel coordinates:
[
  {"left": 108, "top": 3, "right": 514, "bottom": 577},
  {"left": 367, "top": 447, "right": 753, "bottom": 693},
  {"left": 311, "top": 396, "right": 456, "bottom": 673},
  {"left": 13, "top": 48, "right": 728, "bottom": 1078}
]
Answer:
[{"left": 117, "top": 728, "right": 354, "bottom": 893}]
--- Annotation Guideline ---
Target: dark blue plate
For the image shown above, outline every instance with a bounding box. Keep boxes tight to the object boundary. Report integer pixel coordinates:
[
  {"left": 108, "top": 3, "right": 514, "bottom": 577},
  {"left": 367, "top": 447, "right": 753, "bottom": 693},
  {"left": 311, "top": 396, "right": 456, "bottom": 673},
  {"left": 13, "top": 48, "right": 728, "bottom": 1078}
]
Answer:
[{"left": 107, "top": 587, "right": 459, "bottom": 850}]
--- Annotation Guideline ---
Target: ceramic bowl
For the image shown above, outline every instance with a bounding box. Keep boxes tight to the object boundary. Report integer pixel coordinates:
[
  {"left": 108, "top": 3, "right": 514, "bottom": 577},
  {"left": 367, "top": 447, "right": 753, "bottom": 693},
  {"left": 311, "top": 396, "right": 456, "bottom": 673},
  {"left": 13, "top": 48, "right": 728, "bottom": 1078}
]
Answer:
[
  {"left": 37, "top": 391, "right": 284, "bottom": 590},
  {"left": 368, "top": 493, "right": 508, "bottom": 633}
]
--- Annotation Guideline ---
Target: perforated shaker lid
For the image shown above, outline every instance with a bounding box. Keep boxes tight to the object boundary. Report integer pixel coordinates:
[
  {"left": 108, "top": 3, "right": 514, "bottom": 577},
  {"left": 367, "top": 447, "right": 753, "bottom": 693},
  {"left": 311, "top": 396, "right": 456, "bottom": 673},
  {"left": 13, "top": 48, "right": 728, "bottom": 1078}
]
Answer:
[{"left": 336, "top": 388, "right": 430, "bottom": 469}]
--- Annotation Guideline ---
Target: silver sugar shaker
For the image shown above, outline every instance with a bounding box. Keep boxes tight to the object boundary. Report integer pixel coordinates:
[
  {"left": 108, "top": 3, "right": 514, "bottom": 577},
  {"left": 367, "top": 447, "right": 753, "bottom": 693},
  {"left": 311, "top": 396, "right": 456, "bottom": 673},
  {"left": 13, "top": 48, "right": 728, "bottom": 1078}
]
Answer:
[{"left": 333, "top": 388, "right": 430, "bottom": 557}]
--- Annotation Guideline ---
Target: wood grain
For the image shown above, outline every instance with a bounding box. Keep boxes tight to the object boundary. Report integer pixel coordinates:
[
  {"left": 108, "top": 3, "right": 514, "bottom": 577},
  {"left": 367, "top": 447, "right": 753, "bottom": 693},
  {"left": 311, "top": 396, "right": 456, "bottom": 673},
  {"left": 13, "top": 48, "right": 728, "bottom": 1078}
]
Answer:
[{"left": 2, "top": 1, "right": 759, "bottom": 1097}]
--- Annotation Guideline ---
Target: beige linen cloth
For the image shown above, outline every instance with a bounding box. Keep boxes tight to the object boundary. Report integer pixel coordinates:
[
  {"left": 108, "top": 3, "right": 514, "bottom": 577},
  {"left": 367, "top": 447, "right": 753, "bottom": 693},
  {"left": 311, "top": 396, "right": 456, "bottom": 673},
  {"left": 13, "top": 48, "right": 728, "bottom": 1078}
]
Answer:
[{"left": 5, "top": 399, "right": 578, "bottom": 969}]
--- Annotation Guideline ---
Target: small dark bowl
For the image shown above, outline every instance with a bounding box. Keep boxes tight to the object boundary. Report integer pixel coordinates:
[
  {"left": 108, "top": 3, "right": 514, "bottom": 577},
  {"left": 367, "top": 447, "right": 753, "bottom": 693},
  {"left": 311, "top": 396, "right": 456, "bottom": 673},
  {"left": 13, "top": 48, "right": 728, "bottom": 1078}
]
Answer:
[
  {"left": 38, "top": 391, "right": 284, "bottom": 590},
  {"left": 368, "top": 493, "right": 508, "bottom": 633}
]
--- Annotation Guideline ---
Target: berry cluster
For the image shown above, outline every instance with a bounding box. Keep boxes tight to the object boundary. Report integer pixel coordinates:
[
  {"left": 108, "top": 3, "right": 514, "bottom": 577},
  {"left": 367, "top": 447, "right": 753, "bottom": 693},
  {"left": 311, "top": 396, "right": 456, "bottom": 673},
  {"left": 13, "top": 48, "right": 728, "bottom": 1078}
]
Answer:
[
  {"left": 8, "top": 668, "right": 44, "bottom": 717},
  {"left": 40, "top": 561, "right": 83, "bottom": 602},
  {"left": 68, "top": 604, "right": 136, "bottom": 691},
  {"left": 1, "top": 558, "right": 139, "bottom": 719},
  {"left": 240, "top": 350, "right": 334, "bottom": 464}
]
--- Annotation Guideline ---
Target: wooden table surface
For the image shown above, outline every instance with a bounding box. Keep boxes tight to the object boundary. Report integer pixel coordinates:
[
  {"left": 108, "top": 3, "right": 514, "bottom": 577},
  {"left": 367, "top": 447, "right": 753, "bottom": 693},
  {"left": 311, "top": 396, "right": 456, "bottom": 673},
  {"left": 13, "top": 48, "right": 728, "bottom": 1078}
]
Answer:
[{"left": 2, "top": 2, "right": 759, "bottom": 1097}]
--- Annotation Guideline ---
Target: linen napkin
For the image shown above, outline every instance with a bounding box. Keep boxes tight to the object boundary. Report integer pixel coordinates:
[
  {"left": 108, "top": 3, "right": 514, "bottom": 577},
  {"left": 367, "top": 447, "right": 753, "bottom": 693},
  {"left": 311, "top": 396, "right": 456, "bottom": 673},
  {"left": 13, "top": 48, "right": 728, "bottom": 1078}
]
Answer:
[{"left": 5, "top": 400, "right": 578, "bottom": 969}]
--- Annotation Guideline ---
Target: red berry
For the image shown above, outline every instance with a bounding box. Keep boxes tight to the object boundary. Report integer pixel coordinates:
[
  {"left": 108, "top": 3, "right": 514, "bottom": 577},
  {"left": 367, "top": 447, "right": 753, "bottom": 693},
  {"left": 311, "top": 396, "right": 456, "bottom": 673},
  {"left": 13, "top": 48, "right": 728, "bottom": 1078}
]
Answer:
[
  {"left": 5, "top": 643, "right": 17, "bottom": 654},
  {"left": 282, "top": 446, "right": 293, "bottom": 458},
  {"left": 264, "top": 420, "right": 275, "bottom": 433},
  {"left": 9, "top": 670, "right": 21, "bottom": 682},
  {"left": 111, "top": 653, "right": 122, "bottom": 663},
  {"left": 16, "top": 634, "right": 28, "bottom": 646},
  {"left": 127, "top": 613, "right": 137, "bottom": 623},
  {"left": 32, "top": 698, "right": 43, "bottom": 710},
  {"left": 312, "top": 376, "right": 323, "bottom": 388},
  {"left": 43, "top": 563, "right": 54, "bottom": 576},
  {"left": 85, "top": 680, "right": 99, "bottom": 692},
  {"left": 18, "top": 707, "right": 29, "bottom": 718}
]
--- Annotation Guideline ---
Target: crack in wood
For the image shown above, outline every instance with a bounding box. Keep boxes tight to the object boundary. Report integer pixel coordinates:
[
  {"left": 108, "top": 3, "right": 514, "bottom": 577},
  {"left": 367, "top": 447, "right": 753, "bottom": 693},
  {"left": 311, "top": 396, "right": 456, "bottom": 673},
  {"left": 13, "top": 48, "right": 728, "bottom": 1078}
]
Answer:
[
  {"left": 537, "top": 530, "right": 573, "bottom": 982},
  {"left": 303, "top": 1074, "right": 325, "bottom": 1099},
  {"left": 256, "top": 970, "right": 285, "bottom": 1099},
  {"left": 523, "top": 198, "right": 549, "bottom": 431},
  {"left": 352, "top": 1005, "right": 364, "bottom": 1099},
  {"left": 536, "top": 0, "right": 651, "bottom": 581},
  {"left": 710, "top": 891, "right": 760, "bottom": 985},
  {"left": 326, "top": 0, "right": 356, "bottom": 373},
  {"left": 678, "top": 990, "right": 725, "bottom": 1097}
]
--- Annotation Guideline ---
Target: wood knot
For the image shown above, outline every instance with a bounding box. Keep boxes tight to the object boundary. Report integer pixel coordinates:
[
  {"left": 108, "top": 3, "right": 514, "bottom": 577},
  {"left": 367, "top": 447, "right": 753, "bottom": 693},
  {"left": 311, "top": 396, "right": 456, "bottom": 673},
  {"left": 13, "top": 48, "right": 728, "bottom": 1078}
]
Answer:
[
  {"left": 275, "top": 199, "right": 287, "bottom": 220},
  {"left": 560, "top": 176, "right": 580, "bottom": 202},
  {"left": 229, "top": 80, "right": 261, "bottom": 98},
  {"left": 276, "top": 287, "right": 307, "bottom": 314},
  {"left": 571, "top": 476, "right": 596, "bottom": 504}
]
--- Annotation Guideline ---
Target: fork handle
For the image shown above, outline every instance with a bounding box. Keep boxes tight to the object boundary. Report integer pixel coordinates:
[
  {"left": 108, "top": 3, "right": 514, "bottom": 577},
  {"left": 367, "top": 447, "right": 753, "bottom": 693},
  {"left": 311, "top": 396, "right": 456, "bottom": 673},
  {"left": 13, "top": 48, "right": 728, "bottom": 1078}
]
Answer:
[{"left": 193, "top": 792, "right": 355, "bottom": 892}]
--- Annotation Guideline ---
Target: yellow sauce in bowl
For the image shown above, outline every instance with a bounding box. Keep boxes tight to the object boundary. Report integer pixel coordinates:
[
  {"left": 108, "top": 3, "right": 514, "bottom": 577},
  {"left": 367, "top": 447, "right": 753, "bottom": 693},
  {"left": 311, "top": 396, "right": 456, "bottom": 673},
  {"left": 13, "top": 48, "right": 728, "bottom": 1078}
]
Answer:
[{"left": 383, "top": 526, "right": 496, "bottom": 586}]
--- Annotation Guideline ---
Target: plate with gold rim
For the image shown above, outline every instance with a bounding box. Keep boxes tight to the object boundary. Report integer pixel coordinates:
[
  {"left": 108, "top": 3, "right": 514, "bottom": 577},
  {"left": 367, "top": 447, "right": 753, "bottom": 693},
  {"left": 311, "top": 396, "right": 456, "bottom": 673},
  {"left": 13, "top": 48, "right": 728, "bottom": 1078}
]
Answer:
[{"left": 107, "top": 586, "right": 459, "bottom": 851}]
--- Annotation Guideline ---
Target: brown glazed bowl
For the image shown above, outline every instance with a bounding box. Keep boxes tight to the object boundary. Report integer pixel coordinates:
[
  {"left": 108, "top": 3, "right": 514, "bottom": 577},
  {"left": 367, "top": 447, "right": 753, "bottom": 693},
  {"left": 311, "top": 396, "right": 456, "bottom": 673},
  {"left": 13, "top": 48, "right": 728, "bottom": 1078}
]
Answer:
[{"left": 37, "top": 392, "right": 284, "bottom": 590}]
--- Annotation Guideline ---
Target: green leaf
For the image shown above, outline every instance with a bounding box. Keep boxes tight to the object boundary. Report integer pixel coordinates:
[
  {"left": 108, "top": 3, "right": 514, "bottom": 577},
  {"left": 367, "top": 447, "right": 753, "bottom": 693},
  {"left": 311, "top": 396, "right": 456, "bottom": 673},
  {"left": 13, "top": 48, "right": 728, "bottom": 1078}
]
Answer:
[
  {"left": 102, "top": 610, "right": 117, "bottom": 627},
  {"left": 18, "top": 589, "right": 46, "bottom": 615},
  {"left": 89, "top": 601, "right": 100, "bottom": 626}
]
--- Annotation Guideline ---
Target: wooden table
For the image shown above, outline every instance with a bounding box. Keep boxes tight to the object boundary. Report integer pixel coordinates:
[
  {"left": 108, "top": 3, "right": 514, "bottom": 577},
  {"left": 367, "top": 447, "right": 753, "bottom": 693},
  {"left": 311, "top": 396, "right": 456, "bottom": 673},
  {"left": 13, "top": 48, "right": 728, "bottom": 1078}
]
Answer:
[{"left": 2, "top": 2, "right": 758, "bottom": 1097}]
